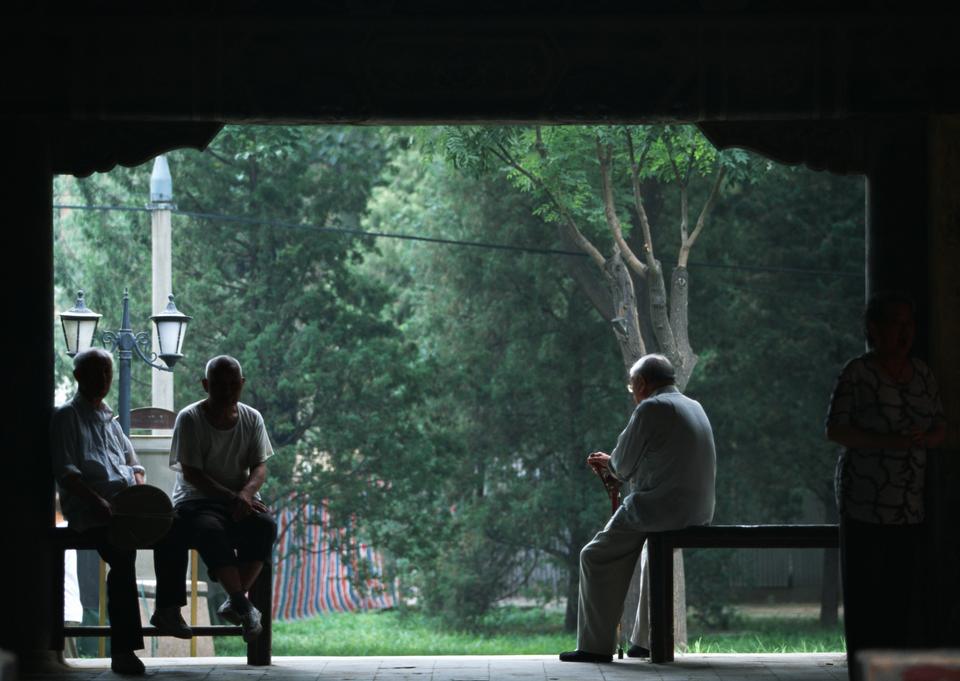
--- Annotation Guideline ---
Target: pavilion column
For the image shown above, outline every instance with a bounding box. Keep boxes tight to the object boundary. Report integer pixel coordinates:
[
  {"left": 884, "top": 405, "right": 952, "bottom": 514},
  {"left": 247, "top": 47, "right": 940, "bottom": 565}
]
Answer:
[
  {"left": 866, "top": 116, "right": 960, "bottom": 647},
  {"left": 865, "top": 118, "right": 930, "bottom": 348},
  {"left": 0, "top": 128, "right": 57, "bottom": 664},
  {"left": 924, "top": 115, "right": 960, "bottom": 646}
]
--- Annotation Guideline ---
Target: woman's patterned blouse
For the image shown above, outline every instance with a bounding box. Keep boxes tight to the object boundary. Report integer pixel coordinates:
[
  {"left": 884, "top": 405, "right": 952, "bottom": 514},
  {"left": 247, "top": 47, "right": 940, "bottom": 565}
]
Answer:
[{"left": 826, "top": 353, "right": 944, "bottom": 525}]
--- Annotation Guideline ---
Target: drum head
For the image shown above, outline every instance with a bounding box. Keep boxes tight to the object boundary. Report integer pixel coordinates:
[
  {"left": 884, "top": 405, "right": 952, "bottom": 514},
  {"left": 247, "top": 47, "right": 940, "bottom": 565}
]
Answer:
[{"left": 108, "top": 484, "right": 174, "bottom": 550}]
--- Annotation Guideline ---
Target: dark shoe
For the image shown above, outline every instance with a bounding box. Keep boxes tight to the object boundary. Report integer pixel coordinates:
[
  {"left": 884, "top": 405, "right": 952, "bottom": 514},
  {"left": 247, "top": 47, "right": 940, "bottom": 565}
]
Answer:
[
  {"left": 240, "top": 604, "right": 263, "bottom": 643},
  {"left": 111, "top": 650, "right": 145, "bottom": 676},
  {"left": 217, "top": 598, "right": 243, "bottom": 625},
  {"left": 150, "top": 607, "right": 193, "bottom": 639},
  {"left": 627, "top": 644, "right": 650, "bottom": 658},
  {"left": 559, "top": 650, "right": 613, "bottom": 663}
]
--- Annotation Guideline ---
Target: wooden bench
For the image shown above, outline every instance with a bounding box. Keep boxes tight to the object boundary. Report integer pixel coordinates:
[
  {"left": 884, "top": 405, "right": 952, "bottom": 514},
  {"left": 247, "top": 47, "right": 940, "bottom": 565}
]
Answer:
[
  {"left": 50, "top": 527, "right": 272, "bottom": 665},
  {"left": 646, "top": 524, "right": 839, "bottom": 663}
]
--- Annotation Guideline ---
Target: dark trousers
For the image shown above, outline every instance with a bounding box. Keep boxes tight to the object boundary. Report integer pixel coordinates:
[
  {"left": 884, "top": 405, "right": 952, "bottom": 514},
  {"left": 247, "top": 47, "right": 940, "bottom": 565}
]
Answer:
[
  {"left": 840, "top": 516, "right": 923, "bottom": 677},
  {"left": 176, "top": 500, "right": 277, "bottom": 580},
  {"left": 81, "top": 519, "right": 189, "bottom": 653},
  {"left": 86, "top": 529, "right": 143, "bottom": 653}
]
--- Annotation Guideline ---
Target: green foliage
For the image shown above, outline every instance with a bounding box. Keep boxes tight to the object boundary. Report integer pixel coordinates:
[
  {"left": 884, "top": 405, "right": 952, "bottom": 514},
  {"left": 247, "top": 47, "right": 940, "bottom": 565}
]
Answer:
[
  {"left": 362, "top": 147, "right": 625, "bottom": 627},
  {"left": 54, "top": 125, "right": 423, "bottom": 543},
  {"left": 431, "top": 125, "right": 758, "bottom": 259},
  {"left": 54, "top": 124, "right": 865, "bottom": 636}
]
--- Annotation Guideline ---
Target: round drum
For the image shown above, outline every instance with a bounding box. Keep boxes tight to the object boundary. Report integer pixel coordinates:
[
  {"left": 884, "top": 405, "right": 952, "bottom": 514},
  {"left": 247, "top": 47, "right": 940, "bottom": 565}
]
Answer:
[{"left": 108, "top": 484, "right": 175, "bottom": 550}]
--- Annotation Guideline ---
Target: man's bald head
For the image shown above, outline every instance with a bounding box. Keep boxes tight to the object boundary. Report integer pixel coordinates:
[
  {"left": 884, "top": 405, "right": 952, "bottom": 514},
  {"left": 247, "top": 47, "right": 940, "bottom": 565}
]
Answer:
[
  {"left": 627, "top": 354, "right": 676, "bottom": 403},
  {"left": 73, "top": 347, "right": 114, "bottom": 403},
  {"left": 202, "top": 355, "right": 245, "bottom": 408},
  {"left": 629, "top": 354, "right": 676, "bottom": 386},
  {"left": 74, "top": 347, "right": 113, "bottom": 373},
  {"left": 205, "top": 355, "right": 243, "bottom": 381}
]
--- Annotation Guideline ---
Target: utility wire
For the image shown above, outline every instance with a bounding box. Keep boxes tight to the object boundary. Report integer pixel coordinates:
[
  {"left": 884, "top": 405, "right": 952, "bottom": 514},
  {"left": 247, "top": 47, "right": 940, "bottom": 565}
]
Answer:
[{"left": 52, "top": 203, "right": 863, "bottom": 279}]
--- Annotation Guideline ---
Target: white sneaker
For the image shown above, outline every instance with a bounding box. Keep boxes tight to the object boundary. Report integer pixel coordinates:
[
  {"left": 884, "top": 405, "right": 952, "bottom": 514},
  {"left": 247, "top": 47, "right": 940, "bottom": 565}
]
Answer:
[
  {"left": 217, "top": 598, "right": 242, "bottom": 625},
  {"left": 240, "top": 604, "right": 263, "bottom": 643}
]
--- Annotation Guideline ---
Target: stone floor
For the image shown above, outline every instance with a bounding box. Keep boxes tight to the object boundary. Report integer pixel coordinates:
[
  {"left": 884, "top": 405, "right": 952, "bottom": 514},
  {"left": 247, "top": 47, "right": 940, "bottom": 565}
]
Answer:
[{"left": 35, "top": 654, "right": 849, "bottom": 680}]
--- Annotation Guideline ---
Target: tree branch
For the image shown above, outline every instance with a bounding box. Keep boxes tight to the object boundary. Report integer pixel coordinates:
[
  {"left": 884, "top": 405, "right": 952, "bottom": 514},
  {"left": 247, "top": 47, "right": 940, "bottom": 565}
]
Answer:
[
  {"left": 490, "top": 141, "right": 607, "bottom": 268},
  {"left": 595, "top": 136, "right": 647, "bottom": 276},
  {"left": 662, "top": 133, "right": 690, "bottom": 242},
  {"left": 204, "top": 147, "right": 244, "bottom": 169},
  {"left": 682, "top": 146, "right": 697, "bottom": 186},
  {"left": 561, "top": 236, "right": 616, "bottom": 321},
  {"left": 679, "top": 165, "right": 726, "bottom": 267},
  {"left": 662, "top": 133, "right": 685, "bottom": 188},
  {"left": 624, "top": 128, "right": 657, "bottom": 269},
  {"left": 534, "top": 125, "right": 548, "bottom": 160},
  {"left": 678, "top": 184, "right": 690, "bottom": 243}
]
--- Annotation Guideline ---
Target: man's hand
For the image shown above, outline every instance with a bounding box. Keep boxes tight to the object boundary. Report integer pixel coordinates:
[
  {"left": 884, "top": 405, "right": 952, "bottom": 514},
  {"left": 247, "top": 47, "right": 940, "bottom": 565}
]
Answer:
[
  {"left": 587, "top": 451, "right": 620, "bottom": 494},
  {"left": 586, "top": 451, "right": 611, "bottom": 474},
  {"left": 232, "top": 489, "right": 268, "bottom": 521},
  {"left": 134, "top": 471, "right": 145, "bottom": 485}
]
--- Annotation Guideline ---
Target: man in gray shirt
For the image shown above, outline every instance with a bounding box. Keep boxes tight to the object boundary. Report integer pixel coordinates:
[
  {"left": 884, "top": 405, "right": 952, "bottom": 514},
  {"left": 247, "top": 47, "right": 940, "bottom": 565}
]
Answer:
[
  {"left": 51, "top": 348, "right": 191, "bottom": 676},
  {"left": 560, "top": 354, "right": 716, "bottom": 664},
  {"left": 170, "top": 355, "right": 276, "bottom": 643}
]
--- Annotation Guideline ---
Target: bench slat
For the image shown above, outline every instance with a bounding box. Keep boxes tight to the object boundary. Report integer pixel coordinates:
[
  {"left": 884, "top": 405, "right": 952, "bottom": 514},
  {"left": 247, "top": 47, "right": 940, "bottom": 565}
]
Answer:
[
  {"left": 659, "top": 524, "right": 838, "bottom": 549},
  {"left": 64, "top": 626, "right": 242, "bottom": 637}
]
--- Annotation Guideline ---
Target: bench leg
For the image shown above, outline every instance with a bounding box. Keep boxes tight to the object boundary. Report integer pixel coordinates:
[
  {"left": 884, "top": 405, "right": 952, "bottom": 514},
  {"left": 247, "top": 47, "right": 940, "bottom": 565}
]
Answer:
[
  {"left": 648, "top": 536, "right": 674, "bottom": 663},
  {"left": 50, "top": 547, "right": 65, "bottom": 652},
  {"left": 247, "top": 562, "right": 272, "bottom": 665}
]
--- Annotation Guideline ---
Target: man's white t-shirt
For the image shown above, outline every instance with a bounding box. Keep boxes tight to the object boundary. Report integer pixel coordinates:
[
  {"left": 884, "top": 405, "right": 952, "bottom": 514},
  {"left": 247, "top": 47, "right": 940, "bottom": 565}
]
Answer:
[{"left": 169, "top": 400, "right": 273, "bottom": 506}]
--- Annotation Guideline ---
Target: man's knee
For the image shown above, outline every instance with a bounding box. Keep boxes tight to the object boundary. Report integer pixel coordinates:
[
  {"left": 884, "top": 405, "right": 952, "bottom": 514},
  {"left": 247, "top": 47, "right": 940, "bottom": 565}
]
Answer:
[
  {"left": 252, "top": 512, "right": 277, "bottom": 544},
  {"left": 237, "top": 511, "right": 277, "bottom": 546}
]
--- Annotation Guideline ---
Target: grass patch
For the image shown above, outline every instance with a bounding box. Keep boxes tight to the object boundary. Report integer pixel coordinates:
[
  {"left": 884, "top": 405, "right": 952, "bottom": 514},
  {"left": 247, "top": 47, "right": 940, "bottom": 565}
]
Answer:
[
  {"left": 214, "top": 607, "right": 844, "bottom": 657},
  {"left": 214, "top": 608, "right": 574, "bottom": 657},
  {"left": 688, "top": 615, "right": 845, "bottom": 654}
]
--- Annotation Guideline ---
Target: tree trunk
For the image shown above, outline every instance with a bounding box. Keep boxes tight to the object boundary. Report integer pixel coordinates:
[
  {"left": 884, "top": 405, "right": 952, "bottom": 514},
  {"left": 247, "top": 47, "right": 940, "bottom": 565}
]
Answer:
[
  {"left": 668, "top": 266, "right": 697, "bottom": 390},
  {"left": 601, "top": 251, "right": 646, "bottom": 371},
  {"left": 645, "top": 259, "right": 678, "bottom": 364}
]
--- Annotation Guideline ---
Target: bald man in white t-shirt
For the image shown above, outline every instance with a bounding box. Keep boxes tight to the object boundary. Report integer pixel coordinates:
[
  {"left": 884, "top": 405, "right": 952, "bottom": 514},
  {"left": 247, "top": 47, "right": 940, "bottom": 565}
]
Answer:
[{"left": 170, "top": 355, "right": 276, "bottom": 644}]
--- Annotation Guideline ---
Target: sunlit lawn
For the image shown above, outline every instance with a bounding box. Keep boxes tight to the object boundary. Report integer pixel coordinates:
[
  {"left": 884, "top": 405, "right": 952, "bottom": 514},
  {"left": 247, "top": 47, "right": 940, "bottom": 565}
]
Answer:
[
  {"left": 214, "top": 606, "right": 844, "bottom": 656},
  {"left": 688, "top": 614, "right": 845, "bottom": 654}
]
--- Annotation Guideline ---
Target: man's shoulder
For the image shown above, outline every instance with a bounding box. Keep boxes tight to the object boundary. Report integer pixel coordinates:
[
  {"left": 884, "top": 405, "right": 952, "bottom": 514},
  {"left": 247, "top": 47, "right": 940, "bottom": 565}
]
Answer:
[
  {"left": 641, "top": 387, "right": 688, "bottom": 408},
  {"left": 642, "top": 389, "right": 709, "bottom": 421},
  {"left": 174, "top": 400, "right": 206, "bottom": 426},
  {"left": 53, "top": 397, "right": 78, "bottom": 415},
  {"left": 237, "top": 402, "right": 265, "bottom": 424},
  {"left": 177, "top": 400, "right": 206, "bottom": 417},
  {"left": 634, "top": 393, "right": 680, "bottom": 421},
  {"left": 51, "top": 396, "right": 82, "bottom": 424}
]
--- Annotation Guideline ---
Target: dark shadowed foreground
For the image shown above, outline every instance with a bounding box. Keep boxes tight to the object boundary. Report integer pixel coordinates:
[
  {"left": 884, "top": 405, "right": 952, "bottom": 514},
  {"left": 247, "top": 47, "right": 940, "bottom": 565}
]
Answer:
[{"left": 37, "top": 653, "right": 847, "bottom": 681}]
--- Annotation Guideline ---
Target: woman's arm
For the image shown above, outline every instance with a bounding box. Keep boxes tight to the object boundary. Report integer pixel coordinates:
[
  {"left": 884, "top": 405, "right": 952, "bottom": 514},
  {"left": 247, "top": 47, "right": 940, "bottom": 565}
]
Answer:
[{"left": 826, "top": 423, "right": 911, "bottom": 450}]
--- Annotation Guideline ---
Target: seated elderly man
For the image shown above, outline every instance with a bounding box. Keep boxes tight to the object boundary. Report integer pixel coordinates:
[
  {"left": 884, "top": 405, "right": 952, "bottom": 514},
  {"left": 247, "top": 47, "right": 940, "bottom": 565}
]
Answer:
[
  {"left": 170, "top": 355, "right": 277, "bottom": 643},
  {"left": 51, "top": 348, "right": 191, "bottom": 676},
  {"left": 560, "top": 354, "right": 717, "bottom": 664}
]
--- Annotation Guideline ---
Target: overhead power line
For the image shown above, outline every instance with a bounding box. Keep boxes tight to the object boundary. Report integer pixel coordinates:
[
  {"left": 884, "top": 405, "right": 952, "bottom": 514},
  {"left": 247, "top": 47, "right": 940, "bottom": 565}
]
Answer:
[{"left": 52, "top": 203, "right": 863, "bottom": 279}]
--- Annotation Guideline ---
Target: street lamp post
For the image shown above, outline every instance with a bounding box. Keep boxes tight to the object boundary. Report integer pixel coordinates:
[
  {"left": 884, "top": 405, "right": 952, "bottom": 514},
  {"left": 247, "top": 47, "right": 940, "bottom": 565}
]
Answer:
[{"left": 60, "top": 289, "right": 191, "bottom": 436}]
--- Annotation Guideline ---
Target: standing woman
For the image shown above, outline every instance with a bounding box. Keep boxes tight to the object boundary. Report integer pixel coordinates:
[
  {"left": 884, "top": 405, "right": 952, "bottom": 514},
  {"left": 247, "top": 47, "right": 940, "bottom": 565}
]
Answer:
[{"left": 826, "top": 291, "right": 946, "bottom": 674}]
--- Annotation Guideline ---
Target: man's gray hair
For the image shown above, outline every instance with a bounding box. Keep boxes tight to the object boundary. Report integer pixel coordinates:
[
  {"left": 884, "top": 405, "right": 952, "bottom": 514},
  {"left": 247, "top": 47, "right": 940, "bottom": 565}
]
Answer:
[
  {"left": 205, "top": 355, "right": 243, "bottom": 380},
  {"left": 629, "top": 353, "right": 676, "bottom": 385},
  {"left": 73, "top": 347, "right": 113, "bottom": 372}
]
